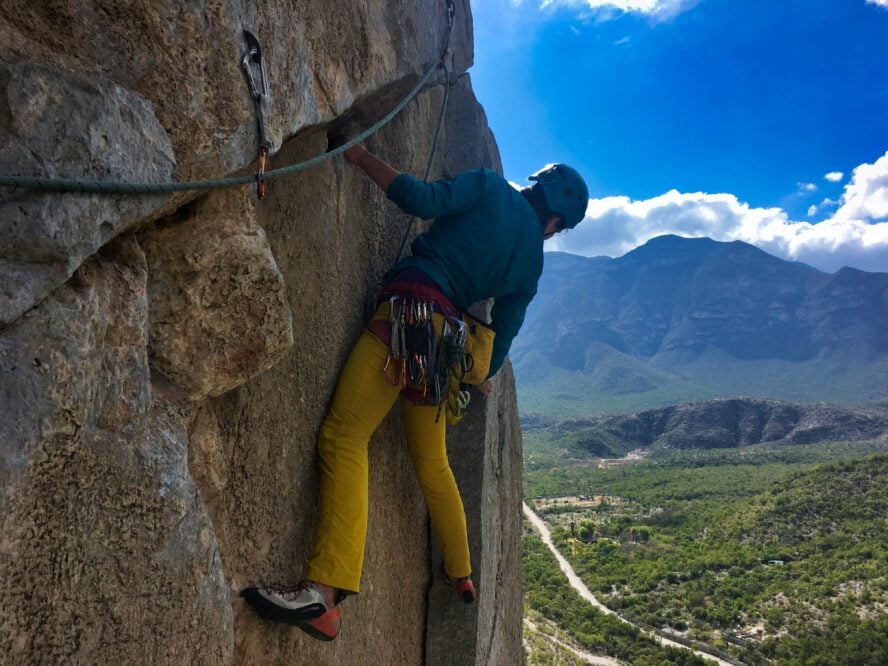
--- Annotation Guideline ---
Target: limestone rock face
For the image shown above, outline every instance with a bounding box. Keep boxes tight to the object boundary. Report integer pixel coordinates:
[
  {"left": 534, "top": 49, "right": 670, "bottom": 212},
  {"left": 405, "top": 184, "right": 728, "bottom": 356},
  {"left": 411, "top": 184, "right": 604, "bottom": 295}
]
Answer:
[
  {"left": 0, "top": 238, "right": 232, "bottom": 664},
  {"left": 425, "top": 363, "right": 524, "bottom": 666},
  {"left": 0, "top": 0, "right": 472, "bottom": 325},
  {"left": 0, "top": 2, "right": 525, "bottom": 665},
  {"left": 0, "top": 62, "right": 175, "bottom": 325},
  {"left": 141, "top": 189, "right": 293, "bottom": 401}
]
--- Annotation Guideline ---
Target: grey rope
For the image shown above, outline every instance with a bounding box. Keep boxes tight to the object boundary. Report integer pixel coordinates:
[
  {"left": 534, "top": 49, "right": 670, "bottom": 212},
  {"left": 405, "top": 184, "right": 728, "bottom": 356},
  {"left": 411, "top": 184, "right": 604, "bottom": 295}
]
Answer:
[
  {"left": 394, "top": 64, "right": 452, "bottom": 261},
  {"left": 0, "top": 56, "right": 443, "bottom": 195},
  {"left": 393, "top": 0, "right": 456, "bottom": 262},
  {"left": 422, "top": 69, "right": 452, "bottom": 183}
]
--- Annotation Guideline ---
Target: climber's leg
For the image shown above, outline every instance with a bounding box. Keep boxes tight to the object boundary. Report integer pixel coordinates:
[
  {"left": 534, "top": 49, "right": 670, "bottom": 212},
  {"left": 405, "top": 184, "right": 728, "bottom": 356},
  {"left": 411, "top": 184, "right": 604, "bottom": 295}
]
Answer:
[
  {"left": 305, "top": 330, "right": 402, "bottom": 593},
  {"left": 400, "top": 396, "right": 472, "bottom": 580},
  {"left": 242, "top": 330, "right": 400, "bottom": 633}
]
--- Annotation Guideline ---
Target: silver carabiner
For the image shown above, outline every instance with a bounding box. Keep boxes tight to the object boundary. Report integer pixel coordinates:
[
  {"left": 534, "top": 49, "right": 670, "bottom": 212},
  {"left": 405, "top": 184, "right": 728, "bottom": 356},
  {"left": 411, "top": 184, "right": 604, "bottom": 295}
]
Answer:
[
  {"left": 242, "top": 29, "right": 272, "bottom": 198},
  {"left": 242, "top": 29, "right": 269, "bottom": 104}
]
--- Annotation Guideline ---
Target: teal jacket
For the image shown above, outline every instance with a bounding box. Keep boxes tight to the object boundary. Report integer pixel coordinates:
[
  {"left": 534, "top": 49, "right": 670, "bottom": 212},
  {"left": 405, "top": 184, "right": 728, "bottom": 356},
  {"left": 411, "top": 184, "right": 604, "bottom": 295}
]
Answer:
[{"left": 385, "top": 168, "right": 544, "bottom": 378}]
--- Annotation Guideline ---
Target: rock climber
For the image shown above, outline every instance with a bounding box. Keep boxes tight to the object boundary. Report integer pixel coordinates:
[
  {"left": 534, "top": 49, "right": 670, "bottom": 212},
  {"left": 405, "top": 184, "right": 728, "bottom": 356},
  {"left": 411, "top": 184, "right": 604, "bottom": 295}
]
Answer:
[{"left": 242, "top": 144, "right": 589, "bottom": 641}]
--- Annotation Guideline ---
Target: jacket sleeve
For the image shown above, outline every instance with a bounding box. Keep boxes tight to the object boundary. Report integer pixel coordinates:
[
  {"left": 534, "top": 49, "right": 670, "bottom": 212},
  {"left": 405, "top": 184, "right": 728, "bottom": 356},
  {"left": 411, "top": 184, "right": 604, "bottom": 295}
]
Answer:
[
  {"left": 487, "top": 288, "right": 536, "bottom": 378},
  {"left": 386, "top": 169, "right": 492, "bottom": 220}
]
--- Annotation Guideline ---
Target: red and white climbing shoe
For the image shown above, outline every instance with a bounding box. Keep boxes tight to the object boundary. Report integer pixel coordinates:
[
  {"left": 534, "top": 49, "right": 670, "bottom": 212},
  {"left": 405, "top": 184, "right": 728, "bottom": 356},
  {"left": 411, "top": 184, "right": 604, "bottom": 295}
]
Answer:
[
  {"left": 241, "top": 581, "right": 342, "bottom": 640},
  {"left": 299, "top": 605, "right": 342, "bottom": 642},
  {"left": 444, "top": 573, "right": 477, "bottom": 604}
]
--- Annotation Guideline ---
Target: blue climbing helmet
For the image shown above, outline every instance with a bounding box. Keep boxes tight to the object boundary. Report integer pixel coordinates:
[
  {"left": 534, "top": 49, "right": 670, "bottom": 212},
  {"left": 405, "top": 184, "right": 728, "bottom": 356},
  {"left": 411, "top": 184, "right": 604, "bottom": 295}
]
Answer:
[{"left": 528, "top": 163, "right": 589, "bottom": 229}]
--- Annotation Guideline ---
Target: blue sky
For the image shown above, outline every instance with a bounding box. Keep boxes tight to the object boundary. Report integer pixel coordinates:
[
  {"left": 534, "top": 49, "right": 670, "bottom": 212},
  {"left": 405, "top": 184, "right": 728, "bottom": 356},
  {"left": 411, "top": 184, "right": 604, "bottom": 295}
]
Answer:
[{"left": 469, "top": 0, "right": 888, "bottom": 272}]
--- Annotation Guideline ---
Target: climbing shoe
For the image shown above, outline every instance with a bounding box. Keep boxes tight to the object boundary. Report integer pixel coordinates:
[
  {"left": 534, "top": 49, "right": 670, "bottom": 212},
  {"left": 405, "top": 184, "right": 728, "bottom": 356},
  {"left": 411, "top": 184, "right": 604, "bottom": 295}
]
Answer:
[
  {"left": 299, "top": 605, "right": 342, "bottom": 642},
  {"left": 241, "top": 581, "right": 342, "bottom": 639},
  {"left": 444, "top": 572, "right": 476, "bottom": 604}
]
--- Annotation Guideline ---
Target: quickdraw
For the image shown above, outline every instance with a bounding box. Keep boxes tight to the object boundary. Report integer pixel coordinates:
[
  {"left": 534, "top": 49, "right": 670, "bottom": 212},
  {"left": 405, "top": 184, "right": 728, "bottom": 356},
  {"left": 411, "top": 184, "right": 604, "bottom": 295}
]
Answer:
[
  {"left": 433, "top": 315, "right": 469, "bottom": 423},
  {"left": 0, "top": 2, "right": 457, "bottom": 196},
  {"left": 241, "top": 29, "right": 272, "bottom": 199},
  {"left": 378, "top": 294, "right": 474, "bottom": 424},
  {"left": 382, "top": 296, "right": 437, "bottom": 392}
]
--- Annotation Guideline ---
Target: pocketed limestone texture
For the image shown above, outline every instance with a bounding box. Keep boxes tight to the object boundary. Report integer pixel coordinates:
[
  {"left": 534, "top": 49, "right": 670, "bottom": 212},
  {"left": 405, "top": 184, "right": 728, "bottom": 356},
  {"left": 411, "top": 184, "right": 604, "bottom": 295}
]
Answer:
[
  {"left": 0, "top": 2, "right": 525, "bottom": 664},
  {"left": 0, "top": 238, "right": 232, "bottom": 664},
  {"left": 0, "top": 62, "right": 175, "bottom": 325},
  {"left": 0, "top": 0, "right": 472, "bottom": 325},
  {"left": 141, "top": 188, "right": 293, "bottom": 401}
]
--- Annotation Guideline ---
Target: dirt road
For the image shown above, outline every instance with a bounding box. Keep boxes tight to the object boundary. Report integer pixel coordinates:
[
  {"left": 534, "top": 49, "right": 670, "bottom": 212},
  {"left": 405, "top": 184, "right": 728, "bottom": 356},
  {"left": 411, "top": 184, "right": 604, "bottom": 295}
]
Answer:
[
  {"left": 524, "top": 617, "right": 622, "bottom": 665},
  {"left": 523, "top": 502, "right": 736, "bottom": 666}
]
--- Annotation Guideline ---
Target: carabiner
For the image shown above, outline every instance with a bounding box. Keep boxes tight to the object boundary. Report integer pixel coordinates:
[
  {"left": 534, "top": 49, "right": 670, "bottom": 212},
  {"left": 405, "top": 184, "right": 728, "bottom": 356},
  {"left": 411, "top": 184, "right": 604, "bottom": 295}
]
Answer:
[
  {"left": 242, "top": 30, "right": 269, "bottom": 106},
  {"left": 242, "top": 29, "right": 272, "bottom": 199}
]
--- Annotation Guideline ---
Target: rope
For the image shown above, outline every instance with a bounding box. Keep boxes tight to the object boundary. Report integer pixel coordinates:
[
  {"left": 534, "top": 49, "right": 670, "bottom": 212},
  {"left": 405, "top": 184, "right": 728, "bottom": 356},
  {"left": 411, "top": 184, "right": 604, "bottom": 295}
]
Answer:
[
  {"left": 0, "top": 2, "right": 456, "bottom": 196},
  {"left": 394, "top": 64, "right": 452, "bottom": 261},
  {"left": 433, "top": 318, "right": 468, "bottom": 424},
  {"left": 393, "top": 0, "right": 456, "bottom": 262}
]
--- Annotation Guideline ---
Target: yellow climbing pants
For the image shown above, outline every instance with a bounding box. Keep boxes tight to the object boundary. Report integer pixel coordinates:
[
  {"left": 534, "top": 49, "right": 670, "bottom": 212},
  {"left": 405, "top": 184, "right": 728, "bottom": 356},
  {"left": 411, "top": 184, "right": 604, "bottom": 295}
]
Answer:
[{"left": 305, "top": 330, "right": 471, "bottom": 593}]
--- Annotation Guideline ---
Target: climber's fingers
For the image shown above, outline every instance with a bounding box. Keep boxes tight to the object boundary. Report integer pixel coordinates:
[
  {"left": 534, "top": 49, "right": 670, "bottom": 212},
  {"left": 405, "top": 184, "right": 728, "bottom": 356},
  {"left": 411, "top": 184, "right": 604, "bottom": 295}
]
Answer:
[{"left": 343, "top": 143, "right": 367, "bottom": 165}]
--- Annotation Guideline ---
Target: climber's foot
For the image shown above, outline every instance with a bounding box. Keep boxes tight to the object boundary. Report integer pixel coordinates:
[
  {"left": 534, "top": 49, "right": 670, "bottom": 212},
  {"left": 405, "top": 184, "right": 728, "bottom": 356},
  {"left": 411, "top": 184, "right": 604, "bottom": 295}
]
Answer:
[
  {"left": 443, "top": 571, "right": 476, "bottom": 604},
  {"left": 298, "top": 605, "right": 342, "bottom": 642},
  {"left": 241, "top": 580, "right": 343, "bottom": 639}
]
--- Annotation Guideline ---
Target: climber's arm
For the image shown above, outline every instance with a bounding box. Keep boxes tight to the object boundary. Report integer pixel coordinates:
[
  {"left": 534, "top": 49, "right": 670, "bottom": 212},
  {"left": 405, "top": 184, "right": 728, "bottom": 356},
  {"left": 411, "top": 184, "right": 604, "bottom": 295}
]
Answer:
[
  {"left": 345, "top": 144, "right": 493, "bottom": 221},
  {"left": 344, "top": 145, "right": 399, "bottom": 192}
]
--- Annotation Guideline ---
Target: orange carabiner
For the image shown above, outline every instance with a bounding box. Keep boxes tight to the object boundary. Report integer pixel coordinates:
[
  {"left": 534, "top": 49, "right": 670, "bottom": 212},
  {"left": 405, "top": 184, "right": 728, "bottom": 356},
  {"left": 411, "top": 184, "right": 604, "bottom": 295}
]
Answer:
[
  {"left": 382, "top": 355, "right": 401, "bottom": 387},
  {"left": 257, "top": 146, "right": 268, "bottom": 199}
]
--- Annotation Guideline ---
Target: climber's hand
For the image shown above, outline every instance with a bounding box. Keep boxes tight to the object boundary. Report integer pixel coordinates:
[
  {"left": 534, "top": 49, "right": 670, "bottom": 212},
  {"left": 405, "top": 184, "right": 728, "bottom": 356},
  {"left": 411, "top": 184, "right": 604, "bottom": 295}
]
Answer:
[
  {"left": 344, "top": 144, "right": 367, "bottom": 165},
  {"left": 341, "top": 145, "right": 399, "bottom": 191},
  {"left": 478, "top": 380, "right": 494, "bottom": 396}
]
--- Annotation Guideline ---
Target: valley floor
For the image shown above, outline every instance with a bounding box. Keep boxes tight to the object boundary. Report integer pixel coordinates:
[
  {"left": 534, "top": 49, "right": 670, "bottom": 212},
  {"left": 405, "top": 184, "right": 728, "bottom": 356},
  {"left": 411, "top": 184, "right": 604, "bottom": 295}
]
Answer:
[
  {"left": 523, "top": 432, "right": 888, "bottom": 665},
  {"left": 525, "top": 503, "right": 736, "bottom": 666}
]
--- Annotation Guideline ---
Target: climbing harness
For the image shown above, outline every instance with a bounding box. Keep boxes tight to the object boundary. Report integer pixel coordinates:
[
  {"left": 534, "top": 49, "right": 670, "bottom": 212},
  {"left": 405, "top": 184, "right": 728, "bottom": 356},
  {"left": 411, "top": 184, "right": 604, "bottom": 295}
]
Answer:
[
  {"left": 372, "top": 294, "right": 480, "bottom": 426},
  {"left": 0, "top": 0, "right": 457, "bottom": 198},
  {"left": 364, "top": 0, "right": 492, "bottom": 426},
  {"left": 241, "top": 29, "right": 272, "bottom": 199}
]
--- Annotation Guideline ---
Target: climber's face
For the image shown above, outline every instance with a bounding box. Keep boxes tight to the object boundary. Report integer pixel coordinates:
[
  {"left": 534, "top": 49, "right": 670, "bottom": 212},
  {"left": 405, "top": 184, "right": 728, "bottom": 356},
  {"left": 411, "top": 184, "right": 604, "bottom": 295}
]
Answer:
[{"left": 542, "top": 216, "right": 564, "bottom": 240}]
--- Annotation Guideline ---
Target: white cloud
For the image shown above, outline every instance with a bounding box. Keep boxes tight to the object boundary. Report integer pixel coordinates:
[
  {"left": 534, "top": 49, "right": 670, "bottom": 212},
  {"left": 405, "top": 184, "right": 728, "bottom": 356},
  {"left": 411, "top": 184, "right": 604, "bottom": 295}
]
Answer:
[
  {"left": 833, "top": 151, "right": 888, "bottom": 222},
  {"left": 866, "top": 0, "right": 888, "bottom": 9},
  {"left": 824, "top": 171, "right": 844, "bottom": 182},
  {"left": 797, "top": 182, "right": 817, "bottom": 194},
  {"left": 538, "top": 0, "right": 699, "bottom": 21},
  {"left": 549, "top": 151, "right": 888, "bottom": 273},
  {"left": 808, "top": 197, "right": 840, "bottom": 218}
]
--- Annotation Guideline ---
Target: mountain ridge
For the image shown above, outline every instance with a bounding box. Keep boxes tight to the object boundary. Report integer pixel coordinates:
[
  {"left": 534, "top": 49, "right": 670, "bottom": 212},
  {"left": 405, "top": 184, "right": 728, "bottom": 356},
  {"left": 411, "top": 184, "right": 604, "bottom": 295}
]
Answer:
[
  {"left": 513, "top": 235, "right": 888, "bottom": 416},
  {"left": 523, "top": 397, "right": 888, "bottom": 458}
]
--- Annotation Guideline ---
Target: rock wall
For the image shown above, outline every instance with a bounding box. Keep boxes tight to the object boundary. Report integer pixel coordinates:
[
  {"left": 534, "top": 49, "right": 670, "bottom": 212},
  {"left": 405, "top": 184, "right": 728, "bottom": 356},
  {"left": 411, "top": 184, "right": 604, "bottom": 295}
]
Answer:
[{"left": 0, "top": 2, "right": 525, "bottom": 664}]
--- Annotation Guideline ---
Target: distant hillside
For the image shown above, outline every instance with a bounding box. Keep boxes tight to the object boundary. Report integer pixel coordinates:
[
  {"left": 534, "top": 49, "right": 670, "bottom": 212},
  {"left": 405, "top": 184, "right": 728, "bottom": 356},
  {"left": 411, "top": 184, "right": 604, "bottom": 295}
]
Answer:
[
  {"left": 525, "top": 398, "right": 888, "bottom": 459},
  {"left": 742, "top": 453, "right": 888, "bottom": 548},
  {"left": 512, "top": 236, "right": 888, "bottom": 416}
]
